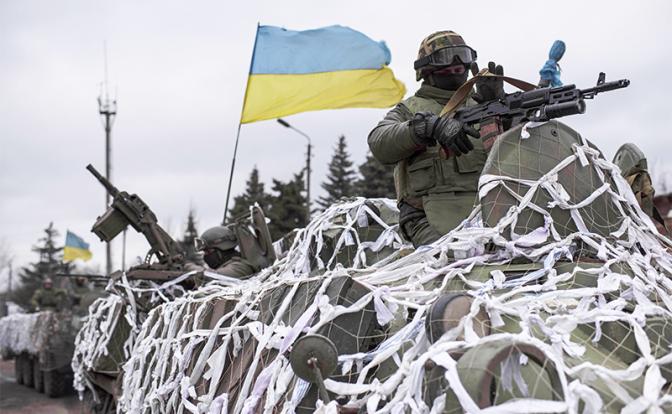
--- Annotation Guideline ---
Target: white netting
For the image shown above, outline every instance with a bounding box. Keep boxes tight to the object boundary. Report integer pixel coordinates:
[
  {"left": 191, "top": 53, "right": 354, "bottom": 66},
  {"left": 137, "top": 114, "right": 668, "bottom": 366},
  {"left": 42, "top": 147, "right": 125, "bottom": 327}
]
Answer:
[
  {"left": 0, "top": 312, "right": 45, "bottom": 356},
  {"left": 89, "top": 124, "right": 672, "bottom": 413}
]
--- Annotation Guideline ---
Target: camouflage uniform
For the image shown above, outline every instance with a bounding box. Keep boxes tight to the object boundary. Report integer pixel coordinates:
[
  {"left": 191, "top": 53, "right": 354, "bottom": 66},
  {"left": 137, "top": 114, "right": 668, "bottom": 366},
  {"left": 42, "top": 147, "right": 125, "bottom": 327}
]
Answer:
[
  {"left": 368, "top": 32, "right": 485, "bottom": 246},
  {"left": 215, "top": 256, "right": 257, "bottom": 279},
  {"left": 613, "top": 143, "right": 668, "bottom": 233},
  {"left": 31, "top": 287, "right": 67, "bottom": 311}
]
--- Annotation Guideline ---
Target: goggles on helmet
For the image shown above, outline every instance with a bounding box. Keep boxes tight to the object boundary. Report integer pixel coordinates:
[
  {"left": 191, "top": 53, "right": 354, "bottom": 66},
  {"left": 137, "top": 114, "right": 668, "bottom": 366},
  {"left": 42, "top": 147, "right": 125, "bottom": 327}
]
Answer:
[
  {"left": 414, "top": 46, "right": 477, "bottom": 70},
  {"left": 194, "top": 237, "right": 207, "bottom": 251}
]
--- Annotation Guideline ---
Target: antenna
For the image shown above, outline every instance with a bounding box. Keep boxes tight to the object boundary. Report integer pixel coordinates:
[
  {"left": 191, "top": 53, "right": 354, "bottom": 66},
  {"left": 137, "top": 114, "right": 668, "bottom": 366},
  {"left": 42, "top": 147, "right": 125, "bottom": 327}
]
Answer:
[{"left": 98, "top": 41, "right": 118, "bottom": 275}]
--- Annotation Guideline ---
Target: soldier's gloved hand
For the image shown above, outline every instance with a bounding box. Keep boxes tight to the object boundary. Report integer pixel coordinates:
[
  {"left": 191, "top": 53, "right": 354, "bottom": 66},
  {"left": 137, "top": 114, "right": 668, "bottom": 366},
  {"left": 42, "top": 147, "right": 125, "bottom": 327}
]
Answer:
[
  {"left": 410, "top": 111, "right": 440, "bottom": 146},
  {"left": 471, "top": 62, "right": 505, "bottom": 103},
  {"left": 433, "top": 117, "right": 479, "bottom": 156},
  {"left": 410, "top": 112, "right": 479, "bottom": 156}
]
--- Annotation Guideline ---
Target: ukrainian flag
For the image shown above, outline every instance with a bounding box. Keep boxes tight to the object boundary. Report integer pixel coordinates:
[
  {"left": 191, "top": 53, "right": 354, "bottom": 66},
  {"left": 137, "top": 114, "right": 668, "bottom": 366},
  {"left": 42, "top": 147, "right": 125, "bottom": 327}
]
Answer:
[
  {"left": 63, "top": 231, "right": 92, "bottom": 262},
  {"left": 241, "top": 25, "right": 406, "bottom": 123}
]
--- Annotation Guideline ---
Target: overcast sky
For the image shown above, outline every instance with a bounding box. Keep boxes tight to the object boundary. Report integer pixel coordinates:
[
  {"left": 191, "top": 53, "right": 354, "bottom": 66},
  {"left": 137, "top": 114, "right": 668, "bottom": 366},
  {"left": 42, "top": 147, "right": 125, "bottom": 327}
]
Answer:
[{"left": 1, "top": 0, "right": 671, "bottom": 285}]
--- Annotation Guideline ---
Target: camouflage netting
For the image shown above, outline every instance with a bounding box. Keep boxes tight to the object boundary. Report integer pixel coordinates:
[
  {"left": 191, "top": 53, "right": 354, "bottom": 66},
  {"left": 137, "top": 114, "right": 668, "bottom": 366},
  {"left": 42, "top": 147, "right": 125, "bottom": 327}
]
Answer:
[
  {"left": 71, "top": 274, "right": 192, "bottom": 395},
  {"left": 89, "top": 121, "right": 672, "bottom": 413},
  {"left": 71, "top": 265, "right": 247, "bottom": 397},
  {"left": 0, "top": 311, "right": 75, "bottom": 360}
]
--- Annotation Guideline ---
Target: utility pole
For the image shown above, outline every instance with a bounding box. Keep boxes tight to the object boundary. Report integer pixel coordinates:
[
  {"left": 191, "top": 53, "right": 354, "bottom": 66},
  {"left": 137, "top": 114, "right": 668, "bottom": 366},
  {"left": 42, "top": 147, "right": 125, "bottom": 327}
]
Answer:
[
  {"left": 98, "top": 43, "right": 117, "bottom": 275},
  {"left": 277, "top": 119, "right": 312, "bottom": 221},
  {"left": 7, "top": 260, "right": 12, "bottom": 295}
]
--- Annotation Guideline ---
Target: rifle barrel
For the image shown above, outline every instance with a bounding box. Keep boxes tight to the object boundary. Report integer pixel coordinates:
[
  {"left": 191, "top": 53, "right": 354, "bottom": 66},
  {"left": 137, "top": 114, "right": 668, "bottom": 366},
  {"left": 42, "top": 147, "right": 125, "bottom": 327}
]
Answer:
[
  {"left": 55, "top": 273, "right": 107, "bottom": 279},
  {"left": 581, "top": 79, "right": 630, "bottom": 97}
]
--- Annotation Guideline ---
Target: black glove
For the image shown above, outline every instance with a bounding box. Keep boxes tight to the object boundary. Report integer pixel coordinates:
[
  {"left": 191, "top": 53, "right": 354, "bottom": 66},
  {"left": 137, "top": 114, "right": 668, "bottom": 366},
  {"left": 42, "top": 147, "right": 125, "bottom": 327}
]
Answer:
[
  {"left": 411, "top": 112, "right": 479, "bottom": 156},
  {"left": 471, "top": 61, "right": 505, "bottom": 103}
]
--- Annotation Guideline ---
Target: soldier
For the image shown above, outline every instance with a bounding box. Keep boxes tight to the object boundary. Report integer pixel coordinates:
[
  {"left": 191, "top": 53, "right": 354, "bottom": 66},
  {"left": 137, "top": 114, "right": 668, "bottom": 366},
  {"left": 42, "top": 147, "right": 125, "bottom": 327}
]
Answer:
[
  {"left": 194, "top": 226, "right": 257, "bottom": 279},
  {"left": 368, "top": 31, "right": 505, "bottom": 247},
  {"left": 69, "top": 276, "right": 94, "bottom": 313},
  {"left": 613, "top": 143, "right": 668, "bottom": 234},
  {"left": 31, "top": 277, "right": 67, "bottom": 311}
]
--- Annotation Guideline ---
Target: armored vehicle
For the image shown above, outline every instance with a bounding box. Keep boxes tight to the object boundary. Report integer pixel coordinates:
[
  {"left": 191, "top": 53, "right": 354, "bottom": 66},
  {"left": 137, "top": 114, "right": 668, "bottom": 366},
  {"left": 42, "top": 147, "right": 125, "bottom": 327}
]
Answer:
[
  {"left": 0, "top": 310, "right": 79, "bottom": 397},
  {"left": 72, "top": 166, "right": 276, "bottom": 412},
  {"left": 72, "top": 121, "right": 672, "bottom": 413}
]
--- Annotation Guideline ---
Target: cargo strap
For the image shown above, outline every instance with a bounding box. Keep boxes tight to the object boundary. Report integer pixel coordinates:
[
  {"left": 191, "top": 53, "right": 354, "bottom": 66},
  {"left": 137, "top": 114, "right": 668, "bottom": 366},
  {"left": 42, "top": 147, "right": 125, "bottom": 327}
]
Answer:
[{"left": 439, "top": 68, "right": 537, "bottom": 117}]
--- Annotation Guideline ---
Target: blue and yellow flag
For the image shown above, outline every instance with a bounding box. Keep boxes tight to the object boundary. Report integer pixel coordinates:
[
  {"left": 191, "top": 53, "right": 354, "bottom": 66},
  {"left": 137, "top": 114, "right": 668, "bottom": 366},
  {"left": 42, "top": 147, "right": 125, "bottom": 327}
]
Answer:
[
  {"left": 63, "top": 231, "right": 92, "bottom": 262},
  {"left": 241, "top": 25, "right": 406, "bottom": 123}
]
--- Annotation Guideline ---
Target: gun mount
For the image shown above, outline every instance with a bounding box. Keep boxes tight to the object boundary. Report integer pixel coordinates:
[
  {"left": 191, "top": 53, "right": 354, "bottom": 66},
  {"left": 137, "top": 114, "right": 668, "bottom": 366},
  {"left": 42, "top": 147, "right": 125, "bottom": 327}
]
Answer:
[{"left": 86, "top": 164, "right": 185, "bottom": 269}]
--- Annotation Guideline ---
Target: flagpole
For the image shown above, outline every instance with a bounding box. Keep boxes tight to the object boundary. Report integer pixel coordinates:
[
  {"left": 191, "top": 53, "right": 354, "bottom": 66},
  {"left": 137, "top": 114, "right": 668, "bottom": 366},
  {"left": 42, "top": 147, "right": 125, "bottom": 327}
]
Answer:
[{"left": 222, "top": 23, "right": 260, "bottom": 225}]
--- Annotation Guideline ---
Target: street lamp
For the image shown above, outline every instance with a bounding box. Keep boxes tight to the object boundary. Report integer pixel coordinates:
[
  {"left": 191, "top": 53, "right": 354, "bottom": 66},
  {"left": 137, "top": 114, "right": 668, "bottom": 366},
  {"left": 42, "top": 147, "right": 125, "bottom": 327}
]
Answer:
[{"left": 277, "top": 118, "right": 312, "bottom": 221}]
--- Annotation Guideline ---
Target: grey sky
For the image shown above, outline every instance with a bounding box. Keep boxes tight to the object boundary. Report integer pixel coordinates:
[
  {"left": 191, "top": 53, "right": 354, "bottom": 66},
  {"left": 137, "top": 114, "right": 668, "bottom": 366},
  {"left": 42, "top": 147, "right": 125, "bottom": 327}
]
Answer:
[{"left": 1, "top": 0, "right": 671, "bottom": 282}]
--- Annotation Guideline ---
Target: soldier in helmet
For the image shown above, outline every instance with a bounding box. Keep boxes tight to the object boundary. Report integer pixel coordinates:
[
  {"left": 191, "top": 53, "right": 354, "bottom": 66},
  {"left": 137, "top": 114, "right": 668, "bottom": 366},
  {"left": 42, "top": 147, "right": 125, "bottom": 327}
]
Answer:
[
  {"left": 194, "top": 225, "right": 256, "bottom": 279},
  {"left": 613, "top": 143, "right": 668, "bottom": 234},
  {"left": 31, "top": 277, "right": 67, "bottom": 311},
  {"left": 368, "top": 31, "right": 505, "bottom": 247}
]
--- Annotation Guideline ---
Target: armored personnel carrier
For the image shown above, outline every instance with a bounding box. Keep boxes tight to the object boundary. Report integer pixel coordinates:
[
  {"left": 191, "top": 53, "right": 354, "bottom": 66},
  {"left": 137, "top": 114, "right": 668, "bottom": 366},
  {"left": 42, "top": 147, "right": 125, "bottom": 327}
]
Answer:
[
  {"left": 0, "top": 310, "right": 79, "bottom": 397},
  {"left": 70, "top": 69, "right": 672, "bottom": 412},
  {"left": 72, "top": 118, "right": 672, "bottom": 413}
]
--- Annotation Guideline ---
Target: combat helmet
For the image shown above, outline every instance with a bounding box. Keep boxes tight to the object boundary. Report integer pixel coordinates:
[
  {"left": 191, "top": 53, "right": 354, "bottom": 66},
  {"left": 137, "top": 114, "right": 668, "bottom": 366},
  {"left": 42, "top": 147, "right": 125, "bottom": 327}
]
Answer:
[
  {"left": 613, "top": 143, "right": 648, "bottom": 177},
  {"left": 196, "top": 226, "right": 238, "bottom": 252},
  {"left": 414, "top": 31, "right": 477, "bottom": 81}
]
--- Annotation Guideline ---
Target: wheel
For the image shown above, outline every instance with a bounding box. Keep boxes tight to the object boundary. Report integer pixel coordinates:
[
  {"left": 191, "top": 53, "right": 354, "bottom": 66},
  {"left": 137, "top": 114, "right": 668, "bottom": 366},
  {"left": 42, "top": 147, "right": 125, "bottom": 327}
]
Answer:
[
  {"left": 425, "top": 293, "right": 491, "bottom": 343},
  {"left": 14, "top": 356, "right": 24, "bottom": 385},
  {"left": 44, "top": 369, "right": 67, "bottom": 398},
  {"left": 33, "top": 358, "right": 44, "bottom": 393},
  {"left": 21, "top": 354, "right": 34, "bottom": 388},
  {"left": 443, "top": 339, "right": 564, "bottom": 412}
]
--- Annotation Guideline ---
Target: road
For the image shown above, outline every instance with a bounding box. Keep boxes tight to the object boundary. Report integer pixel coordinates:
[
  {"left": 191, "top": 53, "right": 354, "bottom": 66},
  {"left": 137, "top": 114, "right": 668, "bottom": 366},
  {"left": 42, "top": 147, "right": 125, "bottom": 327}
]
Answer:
[{"left": 0, "top": 359, "right": 82, "bottom": 414}]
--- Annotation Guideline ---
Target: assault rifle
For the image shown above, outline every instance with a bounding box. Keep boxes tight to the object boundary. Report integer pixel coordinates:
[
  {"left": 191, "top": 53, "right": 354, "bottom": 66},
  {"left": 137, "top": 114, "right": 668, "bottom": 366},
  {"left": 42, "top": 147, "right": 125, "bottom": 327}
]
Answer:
[
  {"left": 86, "top": 164, "right": 185, "bottom": 271},
  {"left": 452, "top": 72, "right": 629, "bottom": 147}
]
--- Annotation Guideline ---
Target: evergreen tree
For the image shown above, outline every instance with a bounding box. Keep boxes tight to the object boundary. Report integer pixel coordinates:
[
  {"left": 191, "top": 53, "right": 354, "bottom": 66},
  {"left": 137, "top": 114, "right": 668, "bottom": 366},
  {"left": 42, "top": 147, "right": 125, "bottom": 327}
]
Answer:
[
  {"left": 317, "top": 135, "right": 357, "bottom": 209},
  {"left": 180, "top": 209, "right": 203, "bottom": 265},
  {"left": 228, "top": 166, "right": 270, "bottom": 221},
  {"left": 267, "top": 172, "right": 308, "bottom": 240},
  {"left": 12, "top": 222, "right": 73, "bottom": 310},
  {"left": 354, "top": 152, "right": 397, "bottom": 199}
]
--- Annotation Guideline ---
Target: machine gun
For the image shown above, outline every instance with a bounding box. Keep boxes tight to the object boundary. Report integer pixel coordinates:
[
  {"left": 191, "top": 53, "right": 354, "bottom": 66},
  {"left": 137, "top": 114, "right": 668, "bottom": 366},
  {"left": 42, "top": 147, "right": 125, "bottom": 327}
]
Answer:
[
  {"left": 86, "top": 164, "right": 185, "bottom": 270},
  {"left": 451, "top": 72, "right": 629, "bottom": 149}
]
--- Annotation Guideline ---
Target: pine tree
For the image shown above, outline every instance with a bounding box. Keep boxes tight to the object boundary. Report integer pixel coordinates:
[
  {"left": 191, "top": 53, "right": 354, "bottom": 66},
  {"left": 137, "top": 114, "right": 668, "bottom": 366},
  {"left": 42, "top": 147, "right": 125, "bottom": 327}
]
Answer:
[
  {"left": 354, "top": 152, "right": 397, "bottom": 199},
  {"left": 228, "top": 166, "right": 270, "bottom": 221},
  {"left": 12, "top": 222, "right": 73, "bottom": 310},
  {"left": 317, "top": 135, "right": 357, "bottom": 209},
  {"left": 267, "top": 172, "right": 308, "bottom": 240},
  {"left": 180, "top": 209, "right": 203, "bottom": 265}
]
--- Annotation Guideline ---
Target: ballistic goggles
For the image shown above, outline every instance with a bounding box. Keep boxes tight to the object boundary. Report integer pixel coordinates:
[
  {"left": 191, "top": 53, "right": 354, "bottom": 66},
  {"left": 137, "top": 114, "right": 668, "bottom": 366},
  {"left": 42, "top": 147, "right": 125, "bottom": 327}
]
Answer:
[
  {"left": 414, "top": 46, "right": 477, "bottom": 70},
  {"left": 194, "top": 237, "right": 207, "bottom": 251}
]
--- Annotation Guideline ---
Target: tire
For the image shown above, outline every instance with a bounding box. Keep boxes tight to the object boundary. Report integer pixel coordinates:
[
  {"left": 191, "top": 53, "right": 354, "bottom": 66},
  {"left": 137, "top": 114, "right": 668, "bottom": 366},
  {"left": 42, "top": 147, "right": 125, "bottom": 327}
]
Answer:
[
  {"left": 21, "top": 355, "right": 34, "bottom": 388},
  {"left": 14, "top": 356, "right": 24, "bottom": 385},
  {"left": 33, "top": 359, "right": 44, "bottom": 393},
  {"left": 44, "top": 369, "right": 66, "bottom": 398},
  {"left": 444, "top": 339, "right": 564, "bottom": 411}
]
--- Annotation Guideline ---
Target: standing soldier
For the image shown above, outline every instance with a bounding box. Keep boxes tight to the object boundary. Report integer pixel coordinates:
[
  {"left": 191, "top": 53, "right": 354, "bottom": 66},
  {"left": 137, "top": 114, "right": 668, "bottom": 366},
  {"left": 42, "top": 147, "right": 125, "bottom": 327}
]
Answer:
[
  {"left": 368, "top": 31, "right": 504, "bottom": 247},
  {"left": 31, "top": 278, "right": 67, "bottom": 311}
]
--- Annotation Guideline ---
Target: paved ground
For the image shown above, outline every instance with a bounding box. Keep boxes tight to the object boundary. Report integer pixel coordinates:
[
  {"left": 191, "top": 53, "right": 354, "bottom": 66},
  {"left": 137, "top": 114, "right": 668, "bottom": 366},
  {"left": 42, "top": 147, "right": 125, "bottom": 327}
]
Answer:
[{"left": 0, "top": 359, "right": 82, "bottom": 414}]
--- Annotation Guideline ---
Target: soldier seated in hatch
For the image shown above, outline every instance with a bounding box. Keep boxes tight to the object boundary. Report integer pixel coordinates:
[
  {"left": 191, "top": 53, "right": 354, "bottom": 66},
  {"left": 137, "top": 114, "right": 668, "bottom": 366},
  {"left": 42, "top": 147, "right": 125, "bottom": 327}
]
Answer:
[{"left": 193, "top": 226, "right": 257, "bottom": 279}]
